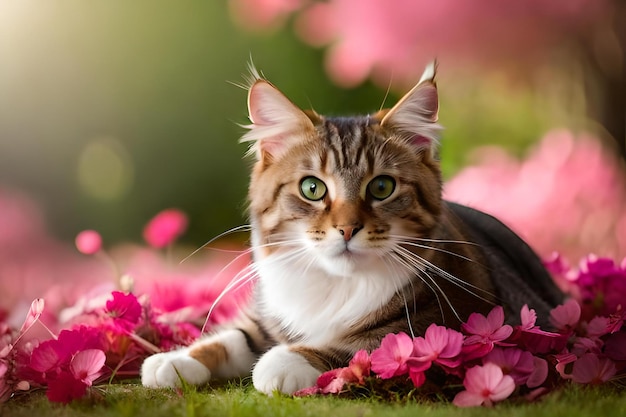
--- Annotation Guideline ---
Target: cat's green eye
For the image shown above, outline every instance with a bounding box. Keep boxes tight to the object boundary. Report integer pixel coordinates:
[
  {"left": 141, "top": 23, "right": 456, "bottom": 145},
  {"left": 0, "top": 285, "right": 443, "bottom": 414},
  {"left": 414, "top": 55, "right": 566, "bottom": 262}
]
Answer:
[
  {"left": 367, "top": 175, "right": 396, "bottom": 200},
  {"left": 300, "top": 177, "right": 327, "bottom": 201}
]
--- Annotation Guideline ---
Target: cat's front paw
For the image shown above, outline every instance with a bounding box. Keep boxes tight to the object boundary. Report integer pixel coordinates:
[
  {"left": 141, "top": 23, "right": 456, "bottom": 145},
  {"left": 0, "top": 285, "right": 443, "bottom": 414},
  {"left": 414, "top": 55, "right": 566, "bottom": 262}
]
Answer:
[
  {"left": 252, "top": 345, "right": 321, "bottom": 395},
  {"left": 141, "top": 348, "right": 211, "bottom": 388}
]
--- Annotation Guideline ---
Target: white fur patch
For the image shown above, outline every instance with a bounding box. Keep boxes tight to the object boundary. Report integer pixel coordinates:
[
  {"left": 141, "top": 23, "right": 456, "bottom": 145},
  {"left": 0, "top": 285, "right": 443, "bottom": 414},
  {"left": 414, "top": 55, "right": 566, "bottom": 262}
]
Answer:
[
  {"left": 252, "top": 345, "right": 321, "bottom": 395},
  {"left": 141, "top": 329, "right": 257, "bottom": 387},
  {"left": 254, "top": 236, "right": 410, "bottom": 346},
  {"left": 211, "top": 329, "right": 258, "bottom": 379},
  {"left": 141, "top": 348, "right": 211, "bottom": 388}
]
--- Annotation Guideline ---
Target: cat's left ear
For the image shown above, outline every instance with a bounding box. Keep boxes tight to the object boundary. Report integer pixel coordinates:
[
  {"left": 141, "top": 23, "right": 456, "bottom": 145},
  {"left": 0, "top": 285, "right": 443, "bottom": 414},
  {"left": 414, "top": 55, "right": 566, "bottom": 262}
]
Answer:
[
  {"left": 241, "top": 69, "right": 317, "bottom": 163},
  {"left": 380, "top": 61, "right": 442, "bottom": 150}
]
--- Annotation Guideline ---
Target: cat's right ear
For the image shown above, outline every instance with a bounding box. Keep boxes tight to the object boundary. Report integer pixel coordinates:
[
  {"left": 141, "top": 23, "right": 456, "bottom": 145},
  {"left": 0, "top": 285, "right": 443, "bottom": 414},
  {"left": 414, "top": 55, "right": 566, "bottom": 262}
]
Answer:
[{"left": 241, "top": 75, "right": 317, "bottom": 163}]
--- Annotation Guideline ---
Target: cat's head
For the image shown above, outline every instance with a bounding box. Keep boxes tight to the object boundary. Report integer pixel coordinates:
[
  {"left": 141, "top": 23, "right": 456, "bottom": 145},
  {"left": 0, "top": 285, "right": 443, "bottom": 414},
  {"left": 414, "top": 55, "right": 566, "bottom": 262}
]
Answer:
[{"left": 242, "top": 63, "right": 442, "bottom": 278}]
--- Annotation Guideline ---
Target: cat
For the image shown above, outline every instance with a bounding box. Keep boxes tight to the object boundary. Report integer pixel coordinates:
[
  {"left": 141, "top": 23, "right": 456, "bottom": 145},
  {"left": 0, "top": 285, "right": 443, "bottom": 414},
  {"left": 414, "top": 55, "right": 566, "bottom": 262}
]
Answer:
[{"left": 141, "top": 62, "right": 563, "bottom": 395}]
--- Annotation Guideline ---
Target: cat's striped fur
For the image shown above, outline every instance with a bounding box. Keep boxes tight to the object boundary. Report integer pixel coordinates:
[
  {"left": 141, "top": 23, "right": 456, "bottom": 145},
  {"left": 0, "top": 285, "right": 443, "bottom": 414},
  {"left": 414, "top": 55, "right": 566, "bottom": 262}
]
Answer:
[{"left": 141, "top": 63, "right": 563, "bottom": 394}]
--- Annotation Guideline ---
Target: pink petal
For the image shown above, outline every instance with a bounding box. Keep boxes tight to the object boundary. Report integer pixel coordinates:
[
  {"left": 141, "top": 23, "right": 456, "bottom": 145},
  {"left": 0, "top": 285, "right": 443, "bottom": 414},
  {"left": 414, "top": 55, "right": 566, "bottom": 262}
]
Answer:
[
  {"left": 572, "top": 353, "right": 616, "bottom": 384},
  {"left": 463, "top": 362, "right": 515, "bottom": 404},
  {"left": 462, "top": 365, "right": 488, "bottom": 394},
  {"left": 549, "top": 299, "right": 581, "bottom": 331},
  {"left": 489, "top": 373, "right": 515, "bottom": 402},
  {"left": 440, "top": 329, "right": 464, "bottom": 358},
  {"left": 425, "top": 324, "right": 448, "bottom": 351},
  {"left": 453, "top": 390, "right": 486, "bottom": 407},
  {"left": 30, "top": 341, "right": 61, "bottom": 373},
  {"left": 70, "top": 349, "right": 106, "bottom": 385},
  {"left": 370, "top": 332, "right": 414, "bottom": 378},
  {"left": 481, "top": 363, "right": 505, "bottom": 392},
  {"left": 16, "top": 299, "right": 45, "bottom": 343},
  {"left": 462, "top": 312, "right": 490, "bottom": 335},
  {"left": 486, "top": 306, "right": 506, "bottom": 330},
  {"left": 519, "top": 305, "right": 537, "bottom": 330},
  {"left": 348, "top": 349, "right": 370, "bottom": 382},
  {"left": 143, "top": 209, "right": 188, "bottom": 248},
  {"left": 316, "top": 368, "right": 341, "bottom": 390},
  {"left": 527, "top": 357, "right": 548, "bottom": 388},
  {"left": 491, "top": 324, "right": 513, "bottom": 342},
  {"left": 586, "top": 316, "right": 611, "bottom": 338}
]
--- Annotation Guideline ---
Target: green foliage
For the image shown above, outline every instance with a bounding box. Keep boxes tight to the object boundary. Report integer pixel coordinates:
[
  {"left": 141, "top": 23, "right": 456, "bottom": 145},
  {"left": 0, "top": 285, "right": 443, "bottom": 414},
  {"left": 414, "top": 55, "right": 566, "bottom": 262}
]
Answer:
[{"left": 3, "top": 381, "right": 625, "bottom": 417}]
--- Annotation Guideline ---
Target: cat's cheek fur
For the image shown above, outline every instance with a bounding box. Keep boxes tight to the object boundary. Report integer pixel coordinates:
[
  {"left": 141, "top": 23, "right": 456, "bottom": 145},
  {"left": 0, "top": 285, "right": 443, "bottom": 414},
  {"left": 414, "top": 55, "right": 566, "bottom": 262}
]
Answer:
[{"left": 252, "top": 345, "right": 321, "bottom": 395}]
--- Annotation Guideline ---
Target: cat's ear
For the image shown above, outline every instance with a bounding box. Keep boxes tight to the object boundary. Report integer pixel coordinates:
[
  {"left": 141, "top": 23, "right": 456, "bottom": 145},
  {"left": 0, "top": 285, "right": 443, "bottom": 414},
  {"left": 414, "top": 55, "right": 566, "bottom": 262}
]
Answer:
[
  {"left": 241, "top": 68, "right": 317, "bottom": 163},
  {"left": 380, "top": 61, "right": 442, "bottom": 151}
]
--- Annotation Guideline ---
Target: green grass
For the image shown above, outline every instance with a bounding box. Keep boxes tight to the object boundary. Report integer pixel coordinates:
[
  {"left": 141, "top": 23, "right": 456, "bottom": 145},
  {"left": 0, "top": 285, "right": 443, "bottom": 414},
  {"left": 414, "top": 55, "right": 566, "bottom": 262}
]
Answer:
[{"left": 3, "top": 381, "right": 626, "bottom": 417}]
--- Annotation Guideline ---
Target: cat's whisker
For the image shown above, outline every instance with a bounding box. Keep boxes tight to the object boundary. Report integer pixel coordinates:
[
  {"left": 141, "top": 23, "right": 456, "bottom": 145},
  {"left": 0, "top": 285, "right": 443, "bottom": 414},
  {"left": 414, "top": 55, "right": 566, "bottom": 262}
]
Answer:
[
  {"left": 417, "top": 256, "right": 496, "bottom": 303},
  {"left": 389, "top": 234, "right": 481, "bottom": 247},
  {"left": 203, "top": 264, "right": 257, "bottom": 332},
  {"left": 396, "top": 240, "right": 496, "bottom": 304},
  {"left": 390, "top": 248, "right": 451, "bottom": 322},
  {"left": 395, "top": 244, "right": 488, "bottom": 321},
  {"left": 203, "top": 236, "right": 309, "bottom": 330},
  {"left": 420, "top": 269, "right": 456, "bottom": 321},
  {"left": 180, "top": 224, "right": 253, "bottom": 264},
  {"left": 399, "top": 240, "right": 476, "bottom": 264},
  {"left": 389, "top": 235, "right": 480, "bottom": 264},
  {"left": 379, "top": 252, "right": 417, "bottom": 338}
]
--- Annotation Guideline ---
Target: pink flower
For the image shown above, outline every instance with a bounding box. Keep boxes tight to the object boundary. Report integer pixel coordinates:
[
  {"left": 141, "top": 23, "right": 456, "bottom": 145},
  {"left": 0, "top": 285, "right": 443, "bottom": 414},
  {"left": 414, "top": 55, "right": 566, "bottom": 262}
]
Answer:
[
  {"left": 143, "top": 209, "right": 188, "bottom": 248},
  {"left": 484, "top": 348, "right": 532, "bottom": 384},
  {"left": 295, "top": 350, "right": 371, "bottom": 395},
  {"left": 406, "top": 324, "right": 463, "bottom": 387},
  {"left": 347, "top": 349, "right": 370, "bottom": 384},
  {"left": 453, "top": 363, "right": 516, "bottom": 407},
  {"left": 105, "top": 291, "right": 142, "bottom": 329},
  {"left": 515, "top": 305, "right": 569, "bottom": 354},
  {"left": 75, "top": 230, "right": 102, "bottom": 255},
  {"left": 571, "top": 353, "right": 617, "bottom": 384},
  {"left": 370, "top": 332, "right": 414, "bottom": 378},
  {"left": 27, "top": 326, "right": 107, "bottom": 403},
  {"left": 568, "top": 255, "right": 626, "bottom": 318},
  {"left": 483, "top": 347, "right": 535, "bottom": 386},
  {"left": 462, "top": 306, "right": 513, "bottom": 360},
  {"left": 549, "top": 299, "right": 581, "bottom": 332},
  {"left": 412, "top": 323, "right": 463, "bottom": 368},
  {"left": 29, "top": 327, "right": 104, "bottom": 378}
]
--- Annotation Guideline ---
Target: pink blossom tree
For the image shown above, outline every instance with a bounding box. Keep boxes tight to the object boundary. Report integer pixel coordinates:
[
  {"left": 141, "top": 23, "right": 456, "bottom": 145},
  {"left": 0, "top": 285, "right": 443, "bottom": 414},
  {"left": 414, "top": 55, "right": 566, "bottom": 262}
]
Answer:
[{"left": 229, "top": 0, "right": 625, "bottom": 159}]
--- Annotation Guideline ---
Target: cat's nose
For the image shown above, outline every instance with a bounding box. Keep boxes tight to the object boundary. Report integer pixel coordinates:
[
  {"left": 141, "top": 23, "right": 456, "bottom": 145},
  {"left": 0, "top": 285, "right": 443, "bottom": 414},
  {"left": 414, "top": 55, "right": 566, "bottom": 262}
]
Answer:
[{"left": 337, "top": 225, "right": 362, "bottom": 242}]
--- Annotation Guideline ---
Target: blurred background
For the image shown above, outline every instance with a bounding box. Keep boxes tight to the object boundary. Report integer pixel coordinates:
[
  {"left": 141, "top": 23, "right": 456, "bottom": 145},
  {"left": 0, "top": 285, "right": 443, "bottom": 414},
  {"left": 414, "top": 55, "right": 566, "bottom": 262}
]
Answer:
[{"left": 0, "top": 0, "right": 624, "bottom": 253}]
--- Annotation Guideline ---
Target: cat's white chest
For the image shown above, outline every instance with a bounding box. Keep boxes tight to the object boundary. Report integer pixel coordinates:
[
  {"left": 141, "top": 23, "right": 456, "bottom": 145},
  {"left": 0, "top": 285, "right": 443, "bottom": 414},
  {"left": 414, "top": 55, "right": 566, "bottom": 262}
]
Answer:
[{"left": 255, "top": 257, "right": 405, "bottom": 347}]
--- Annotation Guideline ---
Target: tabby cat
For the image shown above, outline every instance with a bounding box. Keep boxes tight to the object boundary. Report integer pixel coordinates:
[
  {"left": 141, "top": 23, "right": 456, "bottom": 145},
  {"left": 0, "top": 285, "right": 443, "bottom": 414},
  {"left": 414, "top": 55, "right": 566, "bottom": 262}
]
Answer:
[{"left": 141, "top": 62, "right": 563, "bottom": 394}]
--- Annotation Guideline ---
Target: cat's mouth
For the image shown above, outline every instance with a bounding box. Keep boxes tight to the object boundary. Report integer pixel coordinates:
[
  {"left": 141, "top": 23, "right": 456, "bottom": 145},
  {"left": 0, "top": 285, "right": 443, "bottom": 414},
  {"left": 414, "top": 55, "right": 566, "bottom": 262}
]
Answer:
[{"left": 333, "top": 244, "right": 366, "bottom": 260}]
